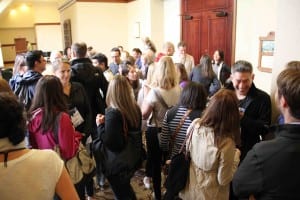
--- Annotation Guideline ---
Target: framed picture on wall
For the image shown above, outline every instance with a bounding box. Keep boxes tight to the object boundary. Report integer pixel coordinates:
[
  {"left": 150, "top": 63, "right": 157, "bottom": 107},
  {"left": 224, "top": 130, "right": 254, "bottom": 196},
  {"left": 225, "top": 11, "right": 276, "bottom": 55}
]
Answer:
[{"left": 258, "top": 32, "right": 275, "bottom": 73}]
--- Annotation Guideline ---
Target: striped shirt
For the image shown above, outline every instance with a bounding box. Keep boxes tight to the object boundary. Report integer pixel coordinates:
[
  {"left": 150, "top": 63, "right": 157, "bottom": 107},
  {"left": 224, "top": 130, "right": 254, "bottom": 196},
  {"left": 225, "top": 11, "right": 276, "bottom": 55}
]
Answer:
[{"left": 161, "top": 106, "right": 202, "bottom": 158}]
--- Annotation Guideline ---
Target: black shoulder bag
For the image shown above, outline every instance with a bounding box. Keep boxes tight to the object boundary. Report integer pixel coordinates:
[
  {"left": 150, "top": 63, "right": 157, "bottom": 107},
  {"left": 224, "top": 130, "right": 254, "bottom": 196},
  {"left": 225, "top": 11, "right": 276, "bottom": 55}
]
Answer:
[
  {"left": 163, "top": 123, "right": 195, "bottom": 200},
  {"left": 93, "top": 113, "right": 142, "bottom": 178}
]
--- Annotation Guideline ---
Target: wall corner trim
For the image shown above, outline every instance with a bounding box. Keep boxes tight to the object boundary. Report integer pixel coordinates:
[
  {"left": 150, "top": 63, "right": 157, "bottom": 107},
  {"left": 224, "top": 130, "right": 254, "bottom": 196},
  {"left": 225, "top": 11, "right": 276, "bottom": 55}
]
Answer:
[{"left": 58, "top": 0, "right": 76, "bottom": 12}]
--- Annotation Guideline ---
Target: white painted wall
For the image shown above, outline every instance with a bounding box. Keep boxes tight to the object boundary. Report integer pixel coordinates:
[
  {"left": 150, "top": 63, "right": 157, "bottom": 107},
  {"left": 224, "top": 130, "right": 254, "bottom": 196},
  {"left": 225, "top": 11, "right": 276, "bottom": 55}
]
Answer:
[
  {"left": 59, "top": 0, "right": 170, "bottom": 61},
  {"left": 163, "top": 0, "right": 181, "bottom": 48},
  {"left": 127, "top": 0, "right": 149, "bottom": 52},
  {"left": 60, "top": 2, "right": 128, "bottom": 60},
  {"left": 235, "top": 0, "right": 276, "bottom": 94},
  {"left": 127, "top": 0, "right": 181, "bottom": 54},
  {"left": 270, "top": 0, "right": 300, "bottom": 121},
  {"left": 35, "top": 24, "right": 63, "bottom": 52}
]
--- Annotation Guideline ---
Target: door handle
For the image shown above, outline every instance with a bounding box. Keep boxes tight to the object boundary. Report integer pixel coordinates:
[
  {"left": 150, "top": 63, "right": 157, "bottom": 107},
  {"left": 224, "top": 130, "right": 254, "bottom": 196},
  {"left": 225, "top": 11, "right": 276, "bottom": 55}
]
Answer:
[
  {"left": 183, "top": 15, "right": 193, "bottom": 20},
  {"left": 213, "top": 10, "right": 228, "bottom": 17}
]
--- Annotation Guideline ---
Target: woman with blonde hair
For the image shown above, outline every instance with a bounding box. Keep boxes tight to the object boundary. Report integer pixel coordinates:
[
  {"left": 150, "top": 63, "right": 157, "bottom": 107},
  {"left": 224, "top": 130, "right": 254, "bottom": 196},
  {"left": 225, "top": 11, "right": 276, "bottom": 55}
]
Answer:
[
  {"left": 141, "top": 53, "right": 155, "bottom": 81},
  {"left": 52, "top": 58, "right": 94, "bottom": 199},
  {"left": 9, "top": 53, "right": 27, "bottom": 91},
  {"left": 142, "top": 56, "right": 181, "bottom": 199},
  {"left": 179, "top": 89, "right": 241, "bottom": 200},
  {"left": 96, "top": 75, "right": 142, "bottom": 199}
]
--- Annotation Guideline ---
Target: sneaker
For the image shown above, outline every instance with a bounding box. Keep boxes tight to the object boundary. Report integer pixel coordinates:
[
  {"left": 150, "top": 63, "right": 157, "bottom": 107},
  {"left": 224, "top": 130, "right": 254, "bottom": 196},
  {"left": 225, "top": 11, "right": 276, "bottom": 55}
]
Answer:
[{"left": 143, "top": 176, "right": 151, "bottom": 189}]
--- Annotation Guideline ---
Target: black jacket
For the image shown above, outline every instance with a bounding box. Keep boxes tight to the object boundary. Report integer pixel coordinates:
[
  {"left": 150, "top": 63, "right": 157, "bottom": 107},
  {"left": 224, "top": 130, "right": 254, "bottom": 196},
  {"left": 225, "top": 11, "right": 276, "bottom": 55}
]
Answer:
[
  {"left": 64, "top": 82, "right": 92, "bottom": 142},
  {"left": 233, "top": 124, "right": 300, "bottom": 200},
  {"left": 70, "top": 58, "right": 108, "bottom": 117},
  {"left": 12, "top": 70, "right": 42, "bottom": 110},
  {"left": 226, "top": 82, "right": 271, "bottom": 160},
  {"left": 190, "top": 66, "right": 221, "bottom": 97},
  {"left": 219, "top": 63, "right": 231, "bottom": 86},
  {"left": 96, "top": 107, "right": 142, "bottom": 176}
]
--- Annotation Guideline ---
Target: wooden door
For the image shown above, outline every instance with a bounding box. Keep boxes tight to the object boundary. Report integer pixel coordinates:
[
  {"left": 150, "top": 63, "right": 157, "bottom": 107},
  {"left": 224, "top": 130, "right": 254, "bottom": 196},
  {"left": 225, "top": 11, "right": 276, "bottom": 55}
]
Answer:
[
  {"left": 181, "top": 0, "right": 235, "bottom": 66},
  {"left": 14, "top": 38, "right": 27, "bottom": 54}
]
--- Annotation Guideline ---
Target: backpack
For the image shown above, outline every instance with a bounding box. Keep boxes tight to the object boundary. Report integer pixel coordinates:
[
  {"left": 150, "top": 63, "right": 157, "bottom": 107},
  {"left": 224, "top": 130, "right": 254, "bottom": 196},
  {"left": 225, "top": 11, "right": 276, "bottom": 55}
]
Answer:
[{"left": 53, "top": 112, "right": 96, "bottom": 184}]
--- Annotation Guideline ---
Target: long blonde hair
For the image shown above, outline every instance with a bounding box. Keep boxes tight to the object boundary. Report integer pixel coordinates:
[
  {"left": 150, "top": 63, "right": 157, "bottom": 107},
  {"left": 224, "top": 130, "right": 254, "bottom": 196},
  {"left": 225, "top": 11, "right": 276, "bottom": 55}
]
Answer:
[
  {"left": 152, "top": 56, "right": 178, "bottom": 89},
  {"left": 106, "top": 75, "right": 140, "bottom": 128}
]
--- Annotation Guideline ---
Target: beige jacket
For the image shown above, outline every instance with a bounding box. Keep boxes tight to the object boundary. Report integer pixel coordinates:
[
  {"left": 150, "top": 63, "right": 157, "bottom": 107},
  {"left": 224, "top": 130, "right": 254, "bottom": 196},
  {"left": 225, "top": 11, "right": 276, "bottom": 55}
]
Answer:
[{"left": 180, "top": 120, "right": 240, "bottom": 200}]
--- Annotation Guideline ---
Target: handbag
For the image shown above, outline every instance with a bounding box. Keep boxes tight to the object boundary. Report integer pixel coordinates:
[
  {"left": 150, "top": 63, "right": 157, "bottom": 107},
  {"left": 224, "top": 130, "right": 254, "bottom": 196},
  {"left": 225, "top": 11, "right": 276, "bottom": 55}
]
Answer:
[
  {"left": 93, "top": 112, "right": 142, "bottom": 178},
  {"left": 163, "top": 109, "right": 191, "bottom": 175},
  {"left": 168, "top": 109, "right": 192, "bottom": 160},
  {"left": 163, "top": 124, "right": 194, "bottom": 200},
  {"left": 53, "top": 113, "right": 96, "bottom": 184}
]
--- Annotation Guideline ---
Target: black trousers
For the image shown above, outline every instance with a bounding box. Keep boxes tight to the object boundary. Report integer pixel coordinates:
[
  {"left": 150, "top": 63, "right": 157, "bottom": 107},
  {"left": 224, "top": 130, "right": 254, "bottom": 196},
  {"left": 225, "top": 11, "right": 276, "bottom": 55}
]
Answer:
[
  {"left": 145, "top": 126, "right": 162, "bottom": 200},
  {"left": 106, "top": 173, "right": 136, "bottom": 200}
]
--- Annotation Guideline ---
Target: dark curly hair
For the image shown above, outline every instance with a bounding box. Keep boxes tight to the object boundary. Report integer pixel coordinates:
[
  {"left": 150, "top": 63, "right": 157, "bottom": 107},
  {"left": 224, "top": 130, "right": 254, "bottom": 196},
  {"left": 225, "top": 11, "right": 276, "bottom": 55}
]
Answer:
[{"left": 0, "top": 93, "right": 26, "bottom": 145}]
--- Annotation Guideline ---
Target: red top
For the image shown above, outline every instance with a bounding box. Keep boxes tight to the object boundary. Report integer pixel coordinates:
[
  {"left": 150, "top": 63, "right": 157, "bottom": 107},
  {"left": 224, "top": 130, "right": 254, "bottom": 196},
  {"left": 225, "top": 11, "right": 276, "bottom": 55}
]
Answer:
[
  {"left": 28, "top": 108, "right": 82, "bottom": 160},
  {"left": 155, "top": 52, "right": 166, "bottom": 62}
]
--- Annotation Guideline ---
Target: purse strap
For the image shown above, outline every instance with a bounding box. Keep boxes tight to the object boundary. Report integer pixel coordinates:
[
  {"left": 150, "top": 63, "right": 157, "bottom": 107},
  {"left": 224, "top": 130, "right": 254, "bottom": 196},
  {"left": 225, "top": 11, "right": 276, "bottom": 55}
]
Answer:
[
  {"left": 179, "top": 121, "right": 195, "bottom": 157},
  {"left": 152, "top": 88, "right": 170, "bottom": 127},
  {"left": 169, "top": 109, "right": 192, "bottom": 154},
  {"left": 153, "top": 88, "right": 169, "bottom": 109}
]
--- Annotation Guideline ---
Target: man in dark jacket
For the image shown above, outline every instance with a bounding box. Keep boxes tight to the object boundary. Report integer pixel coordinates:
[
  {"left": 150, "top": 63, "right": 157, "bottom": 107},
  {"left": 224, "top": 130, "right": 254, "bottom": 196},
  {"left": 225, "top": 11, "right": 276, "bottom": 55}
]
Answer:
[
  {"left": 226, "top": 60, "right": 271, "bottom": 161},
  {"left": 70, "top": 42, "right": 108, "bottom": 134},
  {"left": 233, "top": 68, "right": 300, "bottom": 200},
  {"left": 12, "top": 50, "right": 46, "bottom": 110},
  {"left": 70, "top": 42, "right": 108, "bottom": 198}
]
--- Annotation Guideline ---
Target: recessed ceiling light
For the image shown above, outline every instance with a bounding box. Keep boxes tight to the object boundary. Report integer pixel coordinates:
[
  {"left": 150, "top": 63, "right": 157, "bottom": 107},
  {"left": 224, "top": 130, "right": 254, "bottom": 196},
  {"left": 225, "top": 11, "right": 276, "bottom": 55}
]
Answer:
[
  {"left": 20, "top": 3, "right": 29, "bottom": 11},
  {"left": 10, "top": 9, "right": 16, "bottom": 15}
]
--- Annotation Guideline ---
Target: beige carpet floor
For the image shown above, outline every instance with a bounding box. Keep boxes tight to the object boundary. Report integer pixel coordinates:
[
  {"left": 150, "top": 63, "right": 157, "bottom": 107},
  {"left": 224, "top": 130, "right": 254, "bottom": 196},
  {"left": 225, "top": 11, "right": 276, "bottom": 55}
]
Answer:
[{"left": 93, "top": 169, "right": 155, "bottom": 200}]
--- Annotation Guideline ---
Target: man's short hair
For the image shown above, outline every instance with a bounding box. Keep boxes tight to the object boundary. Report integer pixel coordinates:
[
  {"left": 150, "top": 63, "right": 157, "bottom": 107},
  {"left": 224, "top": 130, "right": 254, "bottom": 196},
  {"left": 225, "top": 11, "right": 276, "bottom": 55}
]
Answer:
[
  {"left": 177, "top": 41, "right": 186, "bottom": 48},
  {"left": 26, "top": 50, "right": 43, "bottom": 69},
  {"left": 277, "top": 68, "right": 300, "bottom": 119},
  {"left": 92, "top": 53, "right": 108, "bottom": 68},
  {"left": 231, "top": 60, "right": 253, "bottom": 74},
  {"left": 71, "top": 42, "right": 87, "bottom": 58},
  {"left": 111, "top": 47, "right": 121, "bottom": 55},
  {"left": 132, "top": 48, "right": 142, "bottom": 55},
  {"left": 285, "top": 60, "right": 300, "bottom": 70}
]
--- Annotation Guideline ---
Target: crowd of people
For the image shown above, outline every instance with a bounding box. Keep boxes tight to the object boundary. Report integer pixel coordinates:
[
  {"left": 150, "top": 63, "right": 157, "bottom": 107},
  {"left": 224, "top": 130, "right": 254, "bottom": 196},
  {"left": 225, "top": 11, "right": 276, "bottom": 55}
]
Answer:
[{"left": 0, "top": 37, "right": 300, "bottom": 200}]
